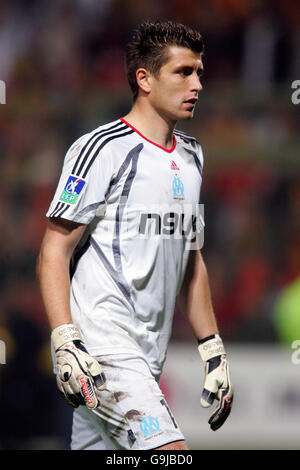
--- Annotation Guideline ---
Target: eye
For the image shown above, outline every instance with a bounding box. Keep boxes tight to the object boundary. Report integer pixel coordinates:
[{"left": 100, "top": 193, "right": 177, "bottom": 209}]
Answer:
[{"left": 179, "top": 68, "right": 192, "bottom": 77}]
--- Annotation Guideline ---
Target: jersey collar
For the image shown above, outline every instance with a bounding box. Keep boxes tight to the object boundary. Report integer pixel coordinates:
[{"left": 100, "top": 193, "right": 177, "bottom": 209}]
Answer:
[{"left": 120, "top": 118, "right": 177, "bottom": 153}]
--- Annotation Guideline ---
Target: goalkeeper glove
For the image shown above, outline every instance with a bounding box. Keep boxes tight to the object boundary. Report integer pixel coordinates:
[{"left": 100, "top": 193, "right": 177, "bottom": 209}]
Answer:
[
  {"left": 51, "top": 323, "right": 106, "bottom": 409},
  {"left": 198, "top": 334, "right": 233, "bottom": 431}
]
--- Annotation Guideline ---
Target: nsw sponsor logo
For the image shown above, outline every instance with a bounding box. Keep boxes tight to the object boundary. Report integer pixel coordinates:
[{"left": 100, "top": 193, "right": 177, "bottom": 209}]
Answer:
[{"left": 59, "top": 175, "right": 87, "bottom": 205}]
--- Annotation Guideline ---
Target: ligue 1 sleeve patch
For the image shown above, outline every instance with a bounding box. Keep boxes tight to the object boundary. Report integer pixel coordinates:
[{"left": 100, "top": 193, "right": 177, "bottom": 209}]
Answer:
[{"left": 59, "top": 175, "right": 87, "bottom": 205}]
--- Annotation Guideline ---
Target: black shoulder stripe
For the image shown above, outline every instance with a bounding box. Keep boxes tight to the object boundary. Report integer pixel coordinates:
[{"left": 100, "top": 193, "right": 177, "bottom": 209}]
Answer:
[
  {"left": 184, "top": 147, "right": 203, "bottom": 177},
  {"left": 72, "top": 121, "right": 126, "bottom": 176},
  {"left": 75, "top": 124, "right": 128, "bottom": 176},
  {"left": 49, "top": 202, "right": 64, "bottom": 217},
  {"left": 174, "top": 129, "right": 199, "bottom": 144},
  {"left": 49, "top": 202, "right": 70, "bottom": 218},
  {"left": 174, "top": 128, "right": 194, "bottom": 137},
  {"left": 81, "top": 129, "right": 134, "bottom": 179},
  {"left": 56, "top": 204, "right": 70, "bottom": 218}
]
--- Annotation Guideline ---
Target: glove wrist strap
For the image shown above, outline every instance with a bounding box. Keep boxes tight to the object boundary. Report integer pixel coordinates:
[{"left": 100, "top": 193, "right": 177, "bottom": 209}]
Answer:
[
  {"left": 51, "top": 323, "right": 83, "bottom": 351},
  {"left": 198, "top": 334, "right": 226, "bottom": 361}
]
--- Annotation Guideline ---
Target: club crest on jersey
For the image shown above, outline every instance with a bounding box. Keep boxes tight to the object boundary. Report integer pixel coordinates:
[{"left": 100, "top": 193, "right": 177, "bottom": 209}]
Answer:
[
  {"left": 172, "top": 176, "right": 184, "bottom": 200},
  {"left": 59, "top": 175, "right": 87, "bottom": 205}
]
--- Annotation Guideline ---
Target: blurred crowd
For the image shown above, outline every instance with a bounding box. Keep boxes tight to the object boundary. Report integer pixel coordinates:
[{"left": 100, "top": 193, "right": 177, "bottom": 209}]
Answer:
[{"left": 0, "top": 0, "right": 299, "bottom": 449}]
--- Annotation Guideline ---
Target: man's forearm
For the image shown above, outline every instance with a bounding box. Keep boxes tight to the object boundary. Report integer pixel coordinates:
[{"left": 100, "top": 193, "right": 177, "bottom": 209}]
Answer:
[
  {"left": 37, "top": 218, "right": 86, "bottom": 330},
  {"left": 37, "top": 246, "right": 73, "bottom": 330},
  {"left": 177, "top": 250, "right": 218, "bottom": 341}
]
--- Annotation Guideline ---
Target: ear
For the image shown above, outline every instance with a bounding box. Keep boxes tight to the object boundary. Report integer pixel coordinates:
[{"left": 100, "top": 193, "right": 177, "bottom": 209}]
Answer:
[{"left": 136, "top": 68, "right": 152, "bottom": 95}]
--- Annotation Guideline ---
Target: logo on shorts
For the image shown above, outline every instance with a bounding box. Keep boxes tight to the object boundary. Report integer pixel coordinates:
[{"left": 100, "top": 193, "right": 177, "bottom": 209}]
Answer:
[
  {"left": 139, "top": 415, "right": 162, "bottom": 439},
  {"left": 59, "top": 175, "right": 87, "bottom": 204}
]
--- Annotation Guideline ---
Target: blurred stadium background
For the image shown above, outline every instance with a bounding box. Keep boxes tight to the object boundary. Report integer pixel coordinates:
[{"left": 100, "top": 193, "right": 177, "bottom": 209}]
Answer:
[{"left": 0, "top": 0, "right": 299, "bottom": 450}]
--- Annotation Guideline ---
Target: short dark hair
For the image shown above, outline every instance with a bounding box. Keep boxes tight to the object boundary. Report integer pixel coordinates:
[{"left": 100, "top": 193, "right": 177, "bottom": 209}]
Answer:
[{"left": 125, "top": 20, "right": 204, "bottom": 101}]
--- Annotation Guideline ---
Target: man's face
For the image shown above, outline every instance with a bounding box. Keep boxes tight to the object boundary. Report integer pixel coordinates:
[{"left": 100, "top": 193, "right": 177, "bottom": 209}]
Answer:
[{"left": 147, "top": 46, "right": 204, "bottom": 122}]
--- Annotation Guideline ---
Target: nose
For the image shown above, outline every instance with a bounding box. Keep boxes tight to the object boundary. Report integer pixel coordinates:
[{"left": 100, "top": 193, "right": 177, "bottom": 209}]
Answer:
[{"left": 191, "top": 72, "right": 203, "bottom": 92}]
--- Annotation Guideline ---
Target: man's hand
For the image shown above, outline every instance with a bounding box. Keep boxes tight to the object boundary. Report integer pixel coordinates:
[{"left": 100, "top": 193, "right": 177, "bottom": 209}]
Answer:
[
  {"left": 51, "top": 324, "right": 106, "bottom": 409},
  {"left": 198, "top": 334, "right": 233, "bottom": 431}
]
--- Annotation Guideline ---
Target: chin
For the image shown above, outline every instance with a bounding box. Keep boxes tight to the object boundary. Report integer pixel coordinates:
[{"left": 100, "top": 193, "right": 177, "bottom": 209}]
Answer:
[
  {"left": 167, "top": 109, "right": 194, "bottom": 122},
  {"left": 179, "top": 111, "right": 194, "bottom": 121}
]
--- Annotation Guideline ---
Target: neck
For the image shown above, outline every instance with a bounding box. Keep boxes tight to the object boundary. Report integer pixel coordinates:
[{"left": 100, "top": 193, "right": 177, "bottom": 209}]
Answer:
[{"left": 122, "top": 97, "right": 176, "bottom": 150}]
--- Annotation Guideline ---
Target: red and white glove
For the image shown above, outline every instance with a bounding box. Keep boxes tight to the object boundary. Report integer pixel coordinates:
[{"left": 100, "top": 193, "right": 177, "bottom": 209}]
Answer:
[
  {"left": 51, "top": 324, "right": 106, "bottom": 409},
  {"left": 198, "top": 334, "right": 233, "bottom": 431}
]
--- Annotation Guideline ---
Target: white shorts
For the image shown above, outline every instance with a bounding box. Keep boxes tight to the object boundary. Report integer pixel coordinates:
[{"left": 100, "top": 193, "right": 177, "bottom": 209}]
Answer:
[{"left": 71, "top": 353, "right": 185, "bottom": 450}]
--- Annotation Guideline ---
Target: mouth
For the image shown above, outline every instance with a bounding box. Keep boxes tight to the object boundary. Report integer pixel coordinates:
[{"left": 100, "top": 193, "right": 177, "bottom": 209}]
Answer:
[{"left": 183, "top": 98, "right": 198, "bottom": 107}]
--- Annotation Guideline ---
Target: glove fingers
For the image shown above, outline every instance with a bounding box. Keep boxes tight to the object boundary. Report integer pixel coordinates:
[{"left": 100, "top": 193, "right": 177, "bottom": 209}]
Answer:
[
  {"left": 87, "top": 358, "right": 104, "bottom": 378},
  {"left": 200, "top": 388, "right": 216, "bottom": 408},
  {"left": 66, "top": 369, "right": 99, "bottom": 409},
  {"left": 200, "top": 366, "right": 220, "bottom": 408},
  {"left": 56, "top": 376, "right": 82, "bottom": 408},
  {"left": 208, "top": 384, "right": 233, "bottom": 431},
  {"left": 63, "top": 381, "right": 90, "bottom": 408},
  {"left": 203, "top": 375, "right": 221, "bottom": 394},
  {"left": 93, "top": 372, "right": 107, "bottom": 391},
  {"left": 85, "top": 357, "right": 107, "bottom": 391},
  {"left": 65, "top": 348, "right": 107, "bottom": 392},
  {"left": 57, "top": 354, "right": 100, "bottom": 409}
]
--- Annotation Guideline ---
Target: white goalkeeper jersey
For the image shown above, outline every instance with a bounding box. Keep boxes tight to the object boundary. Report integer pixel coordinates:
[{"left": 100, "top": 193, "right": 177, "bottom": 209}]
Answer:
[{"left": 46, "top": 118, "right": 204, "bottom": 377}]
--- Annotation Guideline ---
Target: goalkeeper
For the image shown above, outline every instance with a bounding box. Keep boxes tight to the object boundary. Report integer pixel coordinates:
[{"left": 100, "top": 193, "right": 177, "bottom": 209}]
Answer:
[{"left": 37, "top": 20, "right": 233, "bottom": 451}]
